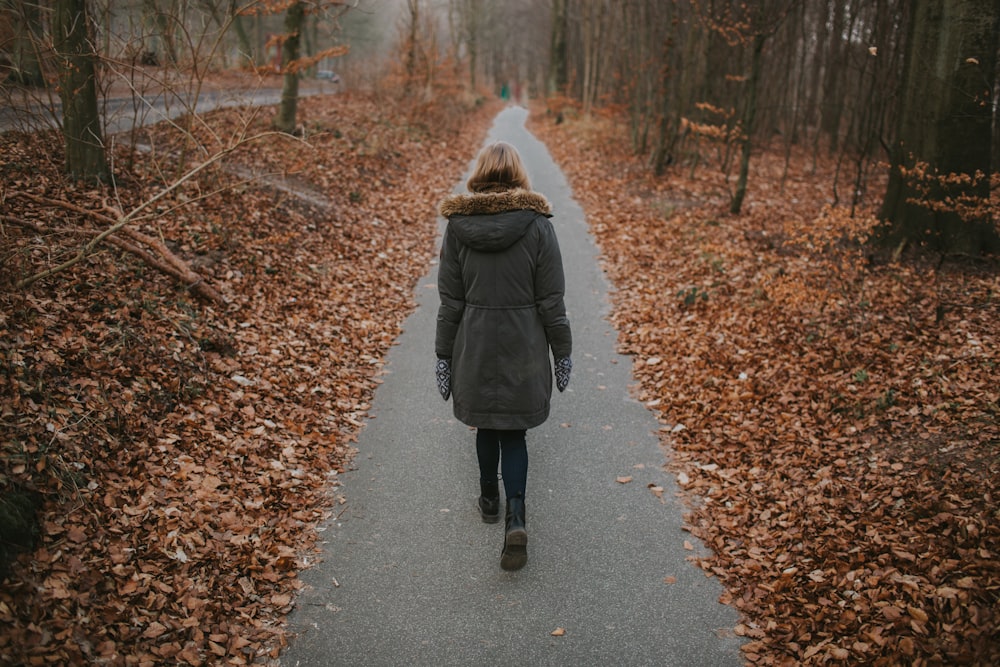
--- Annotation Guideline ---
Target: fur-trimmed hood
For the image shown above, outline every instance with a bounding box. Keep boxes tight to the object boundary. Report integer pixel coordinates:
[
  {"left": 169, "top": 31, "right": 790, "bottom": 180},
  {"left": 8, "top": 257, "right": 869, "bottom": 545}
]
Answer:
[
  {"left": 439, "top": 188, "right": 552, "bottom": 218},
  {"left": 439, "top": 188, "right": 553, "bottom": 253}
]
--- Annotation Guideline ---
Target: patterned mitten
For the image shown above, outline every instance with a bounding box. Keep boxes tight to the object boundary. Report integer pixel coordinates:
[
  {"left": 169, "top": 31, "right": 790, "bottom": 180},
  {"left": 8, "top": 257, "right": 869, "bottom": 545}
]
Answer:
[
  {"left": 554, "top": 356, "right": 572, "bottom": 392},
  {"left": 435, "top": 358, "right": 451, "bottom": 401}
]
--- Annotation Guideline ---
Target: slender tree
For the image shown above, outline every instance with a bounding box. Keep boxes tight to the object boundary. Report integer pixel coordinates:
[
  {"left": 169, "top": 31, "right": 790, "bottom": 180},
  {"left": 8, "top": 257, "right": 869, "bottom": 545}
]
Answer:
[
  {"left": 879, "top": 0, "right": 1000, "bottom": 254},
  {"left": 10, "top": 1, "right": 46, "bottom": 87},
  {"left": 142, "top": 0, "right": 179, "bottom": 65},
  {"left": 720, "top": 1, "right": 793, "bottom": 214},
  {"left": 730, "top": 31, "right": 766, "bottom": 214},
  {"left": 548, "top": 0, "right": 568, "bottom": 94},
  {"left": 274, "top": 0, "right": 304, "bottom": 134},
  {"left": 228, "top": 0, "right": 255, "bottom": 65},
  {"left": 579, "top": 0, "right": 610, "bottom": 115},
  {"left": 54, "top": 0, "right": 109, "bottom": 183},
  {"left": 404, "top": 0, "right": 421, "bottom": 90}
]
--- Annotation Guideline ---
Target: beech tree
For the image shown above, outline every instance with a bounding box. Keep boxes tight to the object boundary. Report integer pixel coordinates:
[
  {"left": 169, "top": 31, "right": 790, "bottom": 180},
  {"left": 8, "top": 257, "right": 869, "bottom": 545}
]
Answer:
[
  {"left": 7, "top": 1, "right": 45, "bottom": 87},
  {"left": 879, "top": 0, "right": 1000, "bottom": 254},
  {"left": 142, "top": 0, "right": 179, "bottom": 65},
  {"left": 266, "top": 1, "right": 350, "bottom": 134},
  {"left": 54, "top": 0, "right": 109, "bottom": 183},
  {"left": 449, "top": 0, "right": 486, "bottom": 90},
  {"left": 227, "top": 0, "right": 256, "bottom": 64},
  {"left": 274, "top": 1, "right": 305, "bottom": 134},
  {"left": 548, "top": 0, "right": 568, "bottom": 95}
]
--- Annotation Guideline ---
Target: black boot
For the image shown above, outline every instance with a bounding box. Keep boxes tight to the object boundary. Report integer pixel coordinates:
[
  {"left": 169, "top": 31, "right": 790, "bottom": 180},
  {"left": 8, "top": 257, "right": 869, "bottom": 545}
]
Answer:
[
  {"left": 478, "top": 479, "right": 501, "bottom": 523},
  {"left": 500, "top": 496, "right": 527, "bottom": 571}
]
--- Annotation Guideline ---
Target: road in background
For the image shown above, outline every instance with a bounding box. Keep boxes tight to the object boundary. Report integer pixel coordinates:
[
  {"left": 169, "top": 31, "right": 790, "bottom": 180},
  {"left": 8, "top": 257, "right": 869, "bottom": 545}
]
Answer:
[{"left": 0, "top": 81, "right": 335, "bottom": 134}]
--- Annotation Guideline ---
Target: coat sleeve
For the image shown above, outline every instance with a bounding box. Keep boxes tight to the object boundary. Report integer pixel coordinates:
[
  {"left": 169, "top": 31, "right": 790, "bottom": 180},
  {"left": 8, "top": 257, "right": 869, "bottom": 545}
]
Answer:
[
  {"left": 534, "top": 217, "right": 572, "bottom": 359},
  {"left": 435, "top": 224, "right": 465, "bottom": 359}
]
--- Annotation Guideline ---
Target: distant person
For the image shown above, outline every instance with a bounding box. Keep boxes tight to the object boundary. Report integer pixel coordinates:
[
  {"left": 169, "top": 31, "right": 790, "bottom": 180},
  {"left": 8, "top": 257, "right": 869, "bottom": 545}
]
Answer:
[{"left": 435, "top": 141, "right": 572, "bottom": 571}]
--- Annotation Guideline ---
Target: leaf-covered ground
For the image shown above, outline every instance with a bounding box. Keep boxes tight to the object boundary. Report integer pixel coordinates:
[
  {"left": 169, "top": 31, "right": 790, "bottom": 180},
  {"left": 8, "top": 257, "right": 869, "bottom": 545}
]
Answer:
[
  {"left": 529, "top": 111, "right": 999, "bottom": 665},
  {"left": 3, "top": 89, "right": 998, "bottom": 666},
  {"left": 1, "top": 91, "right": 498, "bottom": 665}
]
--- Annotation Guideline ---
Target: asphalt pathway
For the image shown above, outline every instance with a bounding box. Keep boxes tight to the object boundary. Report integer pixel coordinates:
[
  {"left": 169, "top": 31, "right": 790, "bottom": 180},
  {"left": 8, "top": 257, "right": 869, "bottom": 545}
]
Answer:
[
  {"left": 0, "top": 82, "right": 334, "bottom": 134},
  {"left": 280, "top": 106, "right": 744, "bottom": 666}
]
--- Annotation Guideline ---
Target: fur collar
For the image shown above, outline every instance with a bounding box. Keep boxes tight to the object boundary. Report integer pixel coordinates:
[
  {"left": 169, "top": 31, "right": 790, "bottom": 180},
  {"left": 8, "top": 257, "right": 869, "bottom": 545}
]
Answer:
[{"left": 439, "top": 188, "right": 552, "bottom": 218}]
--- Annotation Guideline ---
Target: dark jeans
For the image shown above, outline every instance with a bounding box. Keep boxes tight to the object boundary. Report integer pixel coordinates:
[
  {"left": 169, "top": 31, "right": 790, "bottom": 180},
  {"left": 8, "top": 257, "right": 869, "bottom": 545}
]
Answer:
[{"left": 476, "top": 428, "right": 528, "bottom": 499}]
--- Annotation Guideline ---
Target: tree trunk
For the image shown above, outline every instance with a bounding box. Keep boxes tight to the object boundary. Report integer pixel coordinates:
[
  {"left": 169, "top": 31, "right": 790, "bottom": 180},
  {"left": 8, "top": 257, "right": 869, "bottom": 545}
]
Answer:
[
  {"left": 12, "top": 1, "right": 46, "bottom": 87},
  {"left": 274, "top": 1, "right": 304, "bottom": 135},
  {"left": 405, "top": 0, "right": 420, "bottom": 91},
  {"left": 199, "top": 0, "right": 227, "bottom": 66},
  {"left": 142, "top": 0, "right": 178, "bottom": 66},
  {"left": 548, "top": 0, "right": 568, "bottom": 95},
  {"left": 805, "top": 0, "right": 830, "bottom": 134},
  {"left": 581, "top": 0, "right": 592, "bottom": 113},
  {"left": 879, "top": 0, "right": 1000, "bottom": 254},
  {"left": 651, "top": 2, "right": 677, "bottom": 175},
  {"left": 467, "top": 0, "right": 480, "bottom": 90},
  {"left": 228, "top": 0, "right": 255, "bottom": 66},
  {"left": 54, "top": 0, "right": 109, "bottom": 184},
  {"left": 730, "top": 33, "right": 766, "bottom": 214},
  {"left": 819, "top": 0, "right": 846, "bottom": 153},
  {"left": 581, "top": 0, "right": 609, "bottom": 115}
]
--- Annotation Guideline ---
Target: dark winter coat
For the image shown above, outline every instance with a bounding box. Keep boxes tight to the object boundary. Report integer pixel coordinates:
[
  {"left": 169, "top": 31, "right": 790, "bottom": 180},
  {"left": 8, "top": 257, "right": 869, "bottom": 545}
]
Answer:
[{"left": 436, "top": 188, "right": 572, "bottom": 430}]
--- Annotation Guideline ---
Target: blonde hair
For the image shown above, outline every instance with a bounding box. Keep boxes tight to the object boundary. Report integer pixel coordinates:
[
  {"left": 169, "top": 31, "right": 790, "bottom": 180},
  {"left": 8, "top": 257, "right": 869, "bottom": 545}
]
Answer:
[{"left": 467, "top": 141, "right": 531, "bottom": 193}]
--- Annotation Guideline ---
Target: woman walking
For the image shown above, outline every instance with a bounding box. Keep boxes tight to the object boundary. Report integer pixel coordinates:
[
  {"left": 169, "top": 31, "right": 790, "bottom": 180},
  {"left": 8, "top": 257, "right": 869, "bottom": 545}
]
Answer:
[{"left": 435, "top": 141, "right": 573, "bottom": 571}]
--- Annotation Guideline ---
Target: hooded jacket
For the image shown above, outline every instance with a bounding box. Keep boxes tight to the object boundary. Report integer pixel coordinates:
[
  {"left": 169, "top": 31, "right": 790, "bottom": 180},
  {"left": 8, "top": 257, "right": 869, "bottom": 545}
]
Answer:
[{"left": 436, "top": 188, "right": 572, "bottom": 430}]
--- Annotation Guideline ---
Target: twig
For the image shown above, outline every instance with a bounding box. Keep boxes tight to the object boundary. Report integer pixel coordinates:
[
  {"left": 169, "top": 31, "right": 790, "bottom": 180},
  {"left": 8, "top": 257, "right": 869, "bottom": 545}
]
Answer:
[
  {"left": 11, "top": 131, "right": 285, "bottom": 303},
  {"left": 3, "top": 213, "right": 223, "bottom": 303}
]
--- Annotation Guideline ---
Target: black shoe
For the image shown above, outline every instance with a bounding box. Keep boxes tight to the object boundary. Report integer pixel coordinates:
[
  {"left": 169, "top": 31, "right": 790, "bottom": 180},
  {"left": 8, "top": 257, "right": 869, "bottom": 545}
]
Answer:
[
  {"left": 478, "top": 479, "right": 501, "bottom": 523},
  {"left": 500, "top": 496, "right": 527, "bottom": 571}
]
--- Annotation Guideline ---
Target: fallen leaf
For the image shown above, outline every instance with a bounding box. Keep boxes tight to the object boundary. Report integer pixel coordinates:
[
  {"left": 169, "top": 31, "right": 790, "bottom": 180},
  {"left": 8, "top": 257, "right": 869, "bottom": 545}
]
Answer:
[
  {"left": 142, "top": 622, "right": 168, "bottom": 639},
  {"left": 907, "top": 605, "right": 928, "bottom": 623}
]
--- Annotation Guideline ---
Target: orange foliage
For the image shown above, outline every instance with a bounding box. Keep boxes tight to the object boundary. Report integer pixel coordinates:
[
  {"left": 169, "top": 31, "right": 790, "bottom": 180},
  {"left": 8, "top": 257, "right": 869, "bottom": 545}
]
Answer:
[
  {"left": 0, "top": 89, "right": 501, "bottom": 664},
  {"left": 898, "top": 158, "right": 996, "bottom": 224},
  {"left": 282, "top": 45, "right": 350, "bottom": 75},
  {"left": 545, "top": 94, "right": 582, "bottom": 117},
  {"left": 530, "top": 105, "right": 999, "bottom": 666}
]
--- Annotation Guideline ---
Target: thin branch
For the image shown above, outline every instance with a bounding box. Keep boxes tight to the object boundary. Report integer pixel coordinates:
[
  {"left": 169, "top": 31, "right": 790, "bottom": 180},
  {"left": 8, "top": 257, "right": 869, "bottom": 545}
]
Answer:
[
  {"left": 12, "top": 130, "right": 286, "bottom": 300},
  {"left": 4, "top": 214, "right": 183, "bottom": 284}
]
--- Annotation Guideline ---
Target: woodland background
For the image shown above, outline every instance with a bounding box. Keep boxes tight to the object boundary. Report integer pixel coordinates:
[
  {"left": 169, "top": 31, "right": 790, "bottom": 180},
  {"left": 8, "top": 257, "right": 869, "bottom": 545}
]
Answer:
[{"left": 1, "top": 0, "right": 998, "bottom": 665}]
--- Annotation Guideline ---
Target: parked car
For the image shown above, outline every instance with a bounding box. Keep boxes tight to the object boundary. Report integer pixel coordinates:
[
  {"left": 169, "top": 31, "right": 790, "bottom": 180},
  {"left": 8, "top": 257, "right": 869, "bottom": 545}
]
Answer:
[{"left": 316, "top": 70, "right": 341, "bottom": 84}]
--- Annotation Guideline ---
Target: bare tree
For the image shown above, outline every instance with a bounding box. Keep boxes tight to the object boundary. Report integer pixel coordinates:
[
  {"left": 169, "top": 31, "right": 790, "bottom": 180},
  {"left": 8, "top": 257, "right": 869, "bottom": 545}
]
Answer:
[
  {"left": 7, "top": 0, "right": 46, "bottom": 86},
  {"left": 578, "top": 0, "right": 610, "bottom": 115},
  {"left": 548, "top": 0, "right": 568, "bottom": 95},
  {"left": 450, "top": 0, "right": 484, "bottom": 90},
  {"left": 227, "top": 0, "right": 256, "bottom": 65},
  {"left": 880, "top": 0, "right": 1000, "bottom": 254},
  {"left": 404, "top": 0, "right": 421, "bottom": 90},
  {"left": 54, "top": 0, "right": 110, "bottom": 183},
  {"left": 274, "top": 0, "right": 304, "bottom": 134},
  {"left": 272, "top": 1, "right": 350, "bottom": 134},
  {"left": 142, "top": 0, "right": 180, "bottom": 65}
]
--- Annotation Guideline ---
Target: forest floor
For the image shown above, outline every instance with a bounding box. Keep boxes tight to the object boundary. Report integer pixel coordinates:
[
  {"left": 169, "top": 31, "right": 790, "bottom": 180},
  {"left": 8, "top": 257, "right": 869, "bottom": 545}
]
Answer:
[
  {"left": 529, "top": 109, "right": 999, "bottom": 665},
  {"left": 1, "top": 85, "right": 998, "bottom": 666},
  {"left": 1, "top": 87, "right": 499, "bottom": 664}
]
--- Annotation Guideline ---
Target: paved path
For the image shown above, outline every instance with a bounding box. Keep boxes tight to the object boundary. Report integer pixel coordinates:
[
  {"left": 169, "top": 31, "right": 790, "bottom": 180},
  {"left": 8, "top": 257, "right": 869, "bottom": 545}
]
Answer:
[
  {"left": 0, "top": 83, "right": 334, "bottom": 134},
  {"left": 280, "top": 106, "right": 743, "bottom": 666}
]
